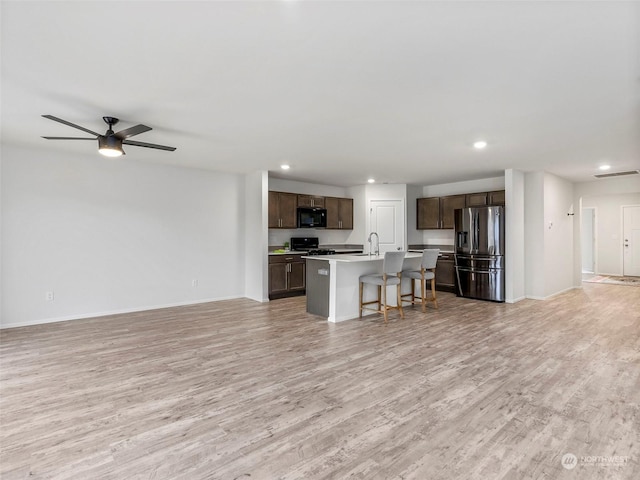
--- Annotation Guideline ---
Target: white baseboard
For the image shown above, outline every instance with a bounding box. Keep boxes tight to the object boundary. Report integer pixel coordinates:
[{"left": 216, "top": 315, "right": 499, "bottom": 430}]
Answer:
[
  {"left": 526, "top": 285, "right": 580, "bottom": 301},
  {"left": 506, "top": 296, "right": 526, "bottom": 303},
  {"left": 0, "top": 295, "right": 244, "bottom": 330}
]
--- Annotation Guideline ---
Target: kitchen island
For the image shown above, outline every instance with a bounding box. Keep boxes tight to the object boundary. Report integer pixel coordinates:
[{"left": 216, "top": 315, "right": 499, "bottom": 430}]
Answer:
[{"left": 304, "top": 252, "right": 423, "bottom": 322}]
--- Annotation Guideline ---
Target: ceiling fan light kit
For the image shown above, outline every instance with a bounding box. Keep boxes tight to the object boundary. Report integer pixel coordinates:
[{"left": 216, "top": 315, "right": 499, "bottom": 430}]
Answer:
[
  {"left": 98, "top": 135, "right": 124, "bottom": 157},
  {"left": 42, "top": 115, "right": 176, "bottom": 157}
]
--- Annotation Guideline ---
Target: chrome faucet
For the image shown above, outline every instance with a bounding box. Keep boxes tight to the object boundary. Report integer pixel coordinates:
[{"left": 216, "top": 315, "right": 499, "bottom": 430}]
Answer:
[{"left": 368, "top": 231, "right": 380, "bottom": 256}]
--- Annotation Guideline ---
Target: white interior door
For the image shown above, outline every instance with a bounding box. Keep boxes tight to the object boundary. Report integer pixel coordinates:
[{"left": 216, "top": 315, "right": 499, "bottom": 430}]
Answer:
[
  {"left": 369, "top": 199, "right": 405, "bottom": 253},
  {"left": 581, "top": 208, "right": 595, "bottom": 273},
  {"left": 623, "top": 205, "right": 640, "bottom": 276}
]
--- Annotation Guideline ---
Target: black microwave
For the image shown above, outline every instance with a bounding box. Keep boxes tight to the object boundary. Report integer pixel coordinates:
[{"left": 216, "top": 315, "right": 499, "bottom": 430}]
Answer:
[{"left": 297, "top": 207, "right": 327, "bottom": 228}]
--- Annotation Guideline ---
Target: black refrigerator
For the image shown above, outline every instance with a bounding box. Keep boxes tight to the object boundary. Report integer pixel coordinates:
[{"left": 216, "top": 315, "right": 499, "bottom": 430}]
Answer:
[{"left": 454, "top": 206, "right": 505, "bottom": 302}]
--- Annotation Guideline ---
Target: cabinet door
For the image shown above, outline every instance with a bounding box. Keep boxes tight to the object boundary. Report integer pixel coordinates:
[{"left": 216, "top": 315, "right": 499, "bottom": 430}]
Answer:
[
  {"left": 269, "top": 263, "right": 288, "bottom": 295},
  {"left": 325, "top": 197, "right": 340, "bottom": 229},
  {"left": 435, "top": 256, "right": 456, "bottom": 292},
  {"left": 311, "top": 196, "right": 325, "bottom": 208},
  {"left": 466, "top": 192, "right": 488, "bottom": 207},
  {"left": 488, "top": 190, "right": 505, "bottom": 205},
  {"left": 268, "top": 191, "right": 280, "bottom": 228},
  {"left": 288, "top": 261, "right": 306, "bottom": 291},
  {"left": 338, "top": 198, "right": 353, "bottom": 229},
  {"left": 297, "top": 194, "right": 312, "bottom": 208},
  {"left": 440, "top": 195, "right": 466, "bottom": 229},
  {"left": 297, "top": 194, "right": 325, "bottom": 208},
  {"left": 417, "top": 197, "right": 440, "bottom": 229},
  {"left": 279, "top": 192, "right": 298, "bottom": 228}
]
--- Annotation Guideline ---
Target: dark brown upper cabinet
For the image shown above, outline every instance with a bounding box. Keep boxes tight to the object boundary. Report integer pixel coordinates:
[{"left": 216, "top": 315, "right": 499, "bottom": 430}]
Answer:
[
  {"left": 297, "top": 195, "right": 325, "bottom": 208},
  {"left": 325, "top": 197, "right": 353, "bottom": 230},
  {"left": 465, "top": 192, "right": 488, "bottom": 207},
  {"left": 488, "top": 190, "right": 505, "bottom": 205},
  {"left": 268, "top": 191, "right": 298, "bottom": 229}
]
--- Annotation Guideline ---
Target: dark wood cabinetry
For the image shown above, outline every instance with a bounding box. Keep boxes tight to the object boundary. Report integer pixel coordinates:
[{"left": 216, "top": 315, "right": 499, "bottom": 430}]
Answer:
[
  {"left": 417, "top": 195, "right": 465, "bottom": 229},
  {"left": 269, "top": 191, "right": 353, "bottom": 230},
  {"left": 416, "top": 197, "right": 440, "bottom": 229},
  {"left": 297, "top": 195, "right": 325, "bottom": 208},
  {"left": 465, "top": 192, "right": 488, "bottom": 207},
  {"left": 325, "top": 197, "right": 353, "bottom": 230},
  {"left": 488, "top": 190, "right": 505, "bottom": 205},
  {"left": 269, "top": 254, "right": 306, "bottom": 299},
  {"left": 435, "top": 253, "right": 456, "bottom": 293},
  {"left": 440, "top": 195, "right": 466, "bottom": 229},
  {"left": 417, "top": 190, "right": 505, "bottom": 229},
  {"left": 268, "top": 191, "right": 298, "bottom": 229}
]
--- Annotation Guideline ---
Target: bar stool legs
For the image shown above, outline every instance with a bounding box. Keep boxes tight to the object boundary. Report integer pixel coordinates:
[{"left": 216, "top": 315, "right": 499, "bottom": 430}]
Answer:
[{"left": 359, "top": 276, "right": 405, "bottom": 323}]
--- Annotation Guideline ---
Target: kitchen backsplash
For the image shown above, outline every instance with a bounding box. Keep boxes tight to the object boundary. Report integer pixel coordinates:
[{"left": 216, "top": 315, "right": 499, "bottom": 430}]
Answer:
[
  {"left": 269, "top": 228, "right": 353, "bottom": 247},
  {"left": 420, "top": 229, "right": 455, "bottom": 246}
]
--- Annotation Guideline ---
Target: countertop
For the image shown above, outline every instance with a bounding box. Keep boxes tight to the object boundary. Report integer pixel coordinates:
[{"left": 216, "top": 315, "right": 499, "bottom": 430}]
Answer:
[
  {"left": 408, "top": 244, "right": 455, "bottom": 254},
  {"left": 303, "top": 252, "right": 423, "bottom": 263},
  {"left": 268, "top": 248, "right": 363, "bottom": 256}
]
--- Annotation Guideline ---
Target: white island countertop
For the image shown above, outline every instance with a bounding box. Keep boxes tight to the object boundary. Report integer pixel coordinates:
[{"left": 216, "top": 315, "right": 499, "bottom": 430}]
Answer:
[{"left": 302, "top": 252, "right": 423, "bottom": 262}]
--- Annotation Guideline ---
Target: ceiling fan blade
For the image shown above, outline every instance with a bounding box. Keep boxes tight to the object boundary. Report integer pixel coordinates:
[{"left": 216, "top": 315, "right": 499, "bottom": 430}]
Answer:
[
  {"left": 115, "top": 124, "right": 152, "bottom": 139},
  {"left": 42, "top": 115, "right": 101, "bottom": 136},
  {"left": 42, "top": 136, "right": 95, "bottom": 140},
  {"left": 122, "top": 139, "right": 176, "bottom": 151}
]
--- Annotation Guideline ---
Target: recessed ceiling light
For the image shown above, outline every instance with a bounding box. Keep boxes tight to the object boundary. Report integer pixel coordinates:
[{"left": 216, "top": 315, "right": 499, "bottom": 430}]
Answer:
[
  {"left": 280, "top": 164, "right": 290, "bottom": 170},
  {"left": 367, "top": 178, "right": 375, "bottom": 183},
  {"left": 599, "top": 165, "right": 611, "bottom": 171},
  {"left": 473, "top": 141, "right": 487, "bottom": 149}
]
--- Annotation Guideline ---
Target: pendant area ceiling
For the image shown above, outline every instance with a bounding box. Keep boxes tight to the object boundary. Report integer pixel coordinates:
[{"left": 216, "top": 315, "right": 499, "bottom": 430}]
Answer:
[{"left": 1, "top": 1, "right": 639, "bottom": 187}]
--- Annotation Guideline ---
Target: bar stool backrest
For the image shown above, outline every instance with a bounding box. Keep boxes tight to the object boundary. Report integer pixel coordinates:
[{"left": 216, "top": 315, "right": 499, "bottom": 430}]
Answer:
[
  {"left": 421, "top": 249, "right": 440, "bottom": 270},
  {"left": 383, "top": 251, "right": 407, "bottom": 275}
]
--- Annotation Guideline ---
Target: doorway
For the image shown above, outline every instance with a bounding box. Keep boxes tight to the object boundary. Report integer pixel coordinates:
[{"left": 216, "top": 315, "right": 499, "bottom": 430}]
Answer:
[
  {"left": 581, "top": 207, "right": 596, "bottom": 274},
  {"left": 368, "top": 199, "right": 405, "bottom": 254},
  {"left": 623, "top": 205, "right": 640, "bottom": 276}
]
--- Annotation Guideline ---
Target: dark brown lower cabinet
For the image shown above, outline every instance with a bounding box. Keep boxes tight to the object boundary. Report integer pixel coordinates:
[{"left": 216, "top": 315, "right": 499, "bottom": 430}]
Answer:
[
  {"left": 435, "top": 253, "right": 456, "bottom": 293},
  {"left": 269, "top": 255, "right": 306, "bottom": 299}
]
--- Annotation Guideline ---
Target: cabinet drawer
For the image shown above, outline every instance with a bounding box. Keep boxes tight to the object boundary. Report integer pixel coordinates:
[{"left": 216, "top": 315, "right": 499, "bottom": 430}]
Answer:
[{"left": 269, "top": 254, "right": 303, "bottom": 264}]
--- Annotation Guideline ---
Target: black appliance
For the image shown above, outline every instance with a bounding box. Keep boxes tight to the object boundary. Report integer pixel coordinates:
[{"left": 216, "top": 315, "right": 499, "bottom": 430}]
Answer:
[
  {"left": 290, "top": 237, "right": 335, "bottom": 255},
  {"left": 454, "top": 206, "right": 505, "bottom": 302},
  {"left": 297, "top": 207, "right": 327, "bottom": 228}
]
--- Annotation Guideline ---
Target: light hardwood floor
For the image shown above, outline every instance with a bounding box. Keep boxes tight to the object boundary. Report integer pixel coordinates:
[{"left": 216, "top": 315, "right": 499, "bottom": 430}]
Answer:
[{"left": 1, "top": 284, "right": 639, "bottom": 480}]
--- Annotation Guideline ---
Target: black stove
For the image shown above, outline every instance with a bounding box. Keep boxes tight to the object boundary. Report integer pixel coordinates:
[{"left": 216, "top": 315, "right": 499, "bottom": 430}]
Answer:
[{"left": 290, "top": 237, "right": 335, "bottom": 256}]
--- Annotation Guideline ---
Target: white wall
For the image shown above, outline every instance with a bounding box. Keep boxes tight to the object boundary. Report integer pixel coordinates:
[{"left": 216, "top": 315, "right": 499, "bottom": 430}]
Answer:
[
  {"left": 421, "top": 176, "right": 505, "bottom": 197},
  {"left": 1, "top": 147, "right": 247, "bottom": 328},
  {"left": 505, "top": 169, "right": 525, "bottom": 302},
  {"left": 572, "top": 175, "right": 640, "bottom": 284},
  {"left": 542, "top": 173, "right": 574, "bottom": 297},
  {"left": 581, "top": 208, "right": 595, "bottom": 273},
  {"left": 524, "top": 172, "right": 575, "bottom": 299},
  {"left": 582, "top": 193, "right": 640, "bottom": 276},
  {"left": 244, "top": 171, "right": 269, "bottom": 302},
  {"left": 524, "top": 172, "right": 545, "bottom": 299}
]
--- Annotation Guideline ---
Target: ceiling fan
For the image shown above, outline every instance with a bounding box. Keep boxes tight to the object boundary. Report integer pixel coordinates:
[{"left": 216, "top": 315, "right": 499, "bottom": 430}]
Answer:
[{"left": 42, "top": 115, "right": 176, "bottom": 157}]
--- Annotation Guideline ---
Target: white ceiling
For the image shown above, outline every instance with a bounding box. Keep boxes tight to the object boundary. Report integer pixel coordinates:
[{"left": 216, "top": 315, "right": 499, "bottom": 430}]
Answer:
[{"left": 2, "top": 1, "right": 639, "bottom": 187}]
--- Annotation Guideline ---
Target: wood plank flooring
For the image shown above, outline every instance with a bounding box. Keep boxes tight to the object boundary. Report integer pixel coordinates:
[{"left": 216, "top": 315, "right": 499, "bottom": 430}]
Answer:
[{"left": 1, "top": 284, "right": 639, "bottom": 479}]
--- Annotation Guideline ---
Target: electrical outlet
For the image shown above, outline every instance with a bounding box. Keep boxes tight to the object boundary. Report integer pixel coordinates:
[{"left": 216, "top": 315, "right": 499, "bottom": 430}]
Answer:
[
  {"left": 45, "top": 291, "right": 54, "bottom": 301},
  {"left": 192, "top": 279, "right": 198, "bottom": 287}
]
